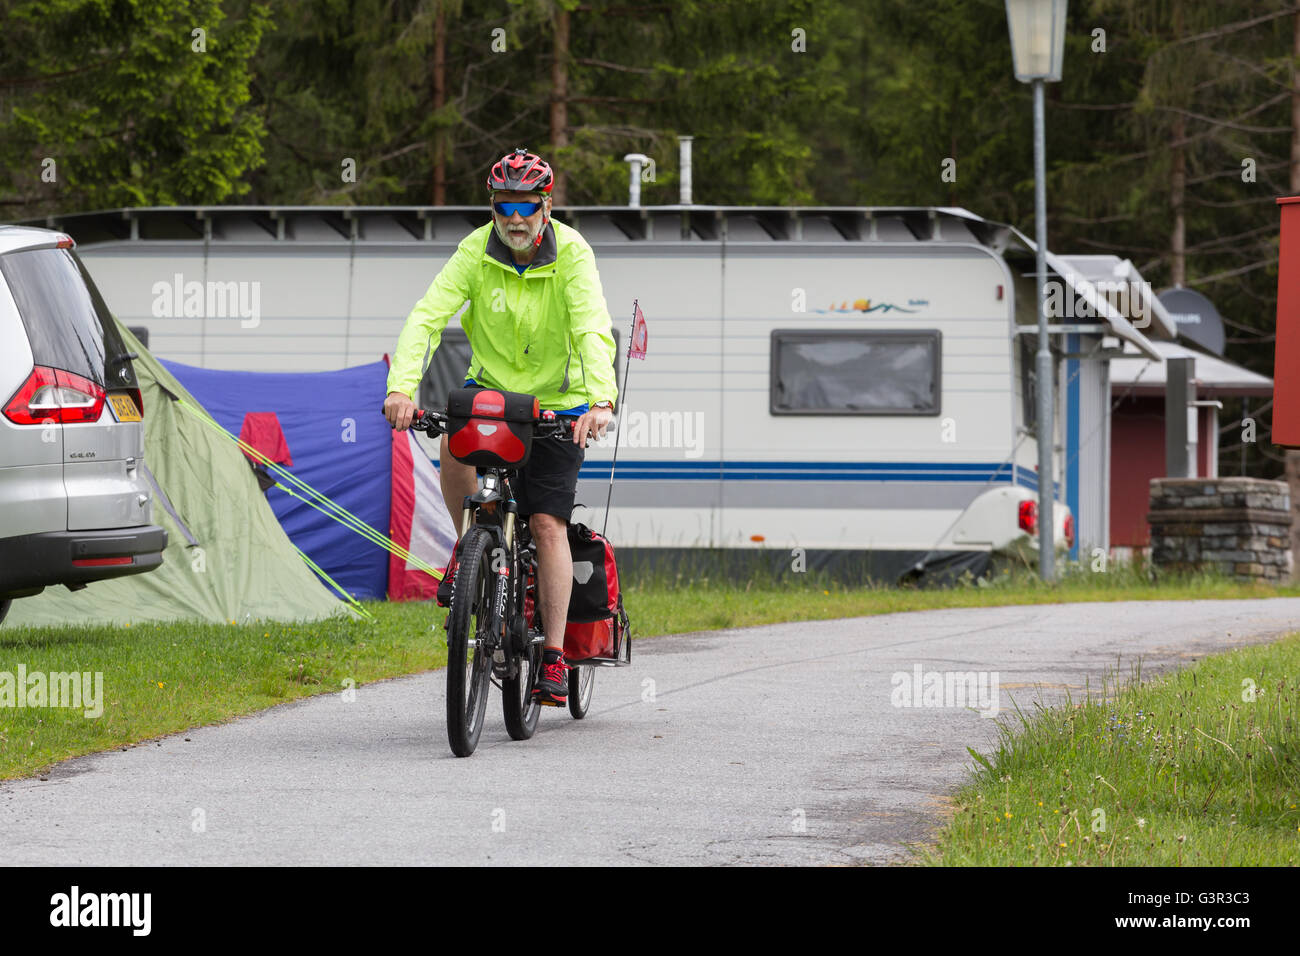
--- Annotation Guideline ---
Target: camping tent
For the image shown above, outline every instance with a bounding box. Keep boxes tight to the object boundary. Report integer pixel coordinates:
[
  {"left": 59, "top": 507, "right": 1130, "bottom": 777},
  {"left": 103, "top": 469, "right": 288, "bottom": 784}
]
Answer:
[
  {"left": 4, "top": 323, "right": 345, "bottom": 626},
  {"left": 161, "top": 359, "right": 454, "bottom": 602},
  {"left": 389, "top": 424, "right": 457, "bottom": 600},
  {"left": 163, "top": 360, "right": 393, "bottom": 600}
]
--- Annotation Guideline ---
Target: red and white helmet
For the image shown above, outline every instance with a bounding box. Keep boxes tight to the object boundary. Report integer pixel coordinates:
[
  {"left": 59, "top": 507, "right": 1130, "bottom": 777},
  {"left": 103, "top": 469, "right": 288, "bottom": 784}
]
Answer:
[{"left": 487, "top": 147, "right": 554, "bottom": 194}]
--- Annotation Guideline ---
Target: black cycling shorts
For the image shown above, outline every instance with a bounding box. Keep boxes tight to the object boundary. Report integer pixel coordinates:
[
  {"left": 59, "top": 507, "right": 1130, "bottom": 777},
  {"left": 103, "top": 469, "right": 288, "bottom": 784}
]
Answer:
[
  {"left": 513, "top": 426, "right": 585, "bottom": 520},
  {"left": 456, "top": 380, "right": 584, "bottom": 520}
]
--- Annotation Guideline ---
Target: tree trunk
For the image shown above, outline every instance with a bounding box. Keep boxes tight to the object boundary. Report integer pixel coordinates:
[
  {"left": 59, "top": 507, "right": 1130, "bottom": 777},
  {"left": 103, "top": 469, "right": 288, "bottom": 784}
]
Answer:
[
  {"left": 1171, "top": 112, "right": 1186, "bottom": 287},
  {"left": 432, "top": 0, "right": 447, "bottom": 206},
  {"left": 1170, "top": 0, "right": 1186, "bottom": 287},
  {"left": 550, "top": 3, "right": 569, "bottom": 205},
  {"left": 1292, "top": 7, "right": 1300, "bottom": 195}
]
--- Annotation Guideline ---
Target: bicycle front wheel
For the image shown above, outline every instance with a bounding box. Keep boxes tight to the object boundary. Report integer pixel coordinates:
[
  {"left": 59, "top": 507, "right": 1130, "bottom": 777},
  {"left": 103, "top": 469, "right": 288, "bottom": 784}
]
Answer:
[{"left": 445, "top": 527, "right": 494, "bottom": 757}]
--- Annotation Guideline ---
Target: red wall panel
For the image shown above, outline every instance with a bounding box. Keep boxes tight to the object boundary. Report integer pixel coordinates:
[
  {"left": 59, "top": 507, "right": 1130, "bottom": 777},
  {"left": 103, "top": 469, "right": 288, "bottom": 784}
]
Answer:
[{"left": 1110, "top": 396, "right": 1167, "bottom": 547}]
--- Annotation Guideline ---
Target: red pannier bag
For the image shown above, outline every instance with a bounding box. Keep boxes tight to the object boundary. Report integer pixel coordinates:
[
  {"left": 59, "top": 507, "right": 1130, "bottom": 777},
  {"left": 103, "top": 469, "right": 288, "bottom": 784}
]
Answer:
[
  {"left": 445, "top": 387, "right": 538, "bottom": 469},
  {"left": 563, "top": 522, "right": 631, "bottom": 665}
]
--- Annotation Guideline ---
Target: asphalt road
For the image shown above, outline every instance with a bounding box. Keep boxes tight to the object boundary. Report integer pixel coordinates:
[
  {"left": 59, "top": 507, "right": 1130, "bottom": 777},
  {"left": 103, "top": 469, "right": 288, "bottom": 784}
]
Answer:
[{"left": 3, "top": 598, "right": 1298, "bottom": 866}]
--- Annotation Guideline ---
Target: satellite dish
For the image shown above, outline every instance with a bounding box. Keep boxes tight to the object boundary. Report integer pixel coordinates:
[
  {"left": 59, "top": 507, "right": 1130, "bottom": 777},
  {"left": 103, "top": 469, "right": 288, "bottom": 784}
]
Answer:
[{"left": 1157, "top": 288, "right": 1225, "bottom": 356}]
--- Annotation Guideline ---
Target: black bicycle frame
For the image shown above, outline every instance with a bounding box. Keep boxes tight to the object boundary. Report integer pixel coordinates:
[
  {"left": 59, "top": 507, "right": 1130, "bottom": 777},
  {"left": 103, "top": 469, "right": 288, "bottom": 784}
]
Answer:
[
  {"left": 404, "top": 405, "right": 570, "bottom": 673},
  {"left": 460, "top": 469, "right": 539, "bottom": 680}
]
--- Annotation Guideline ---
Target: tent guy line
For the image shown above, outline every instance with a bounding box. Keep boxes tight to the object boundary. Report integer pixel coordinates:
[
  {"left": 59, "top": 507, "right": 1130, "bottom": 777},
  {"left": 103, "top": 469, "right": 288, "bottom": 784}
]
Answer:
[{"left": 173, "top": 397, "right": 438, "bottom": 610}]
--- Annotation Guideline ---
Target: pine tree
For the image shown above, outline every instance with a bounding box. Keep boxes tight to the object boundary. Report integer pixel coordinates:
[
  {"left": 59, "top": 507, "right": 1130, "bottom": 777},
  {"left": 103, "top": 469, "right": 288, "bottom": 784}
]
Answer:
[{"left": 0, "top": 0, "right": 270, "bottom": 214}]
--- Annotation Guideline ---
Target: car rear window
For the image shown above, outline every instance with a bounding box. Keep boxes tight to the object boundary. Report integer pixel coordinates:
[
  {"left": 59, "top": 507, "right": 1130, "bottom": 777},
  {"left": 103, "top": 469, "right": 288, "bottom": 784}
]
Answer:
[{"left": 0, "top": 246, "right": 136, "bottom": 388}]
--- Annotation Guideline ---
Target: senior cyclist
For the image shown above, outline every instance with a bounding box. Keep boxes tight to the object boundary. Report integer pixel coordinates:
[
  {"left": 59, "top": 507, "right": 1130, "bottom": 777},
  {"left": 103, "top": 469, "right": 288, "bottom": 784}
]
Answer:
[{"left": 383, "top": 147, "right": 618, "bottom": 706}]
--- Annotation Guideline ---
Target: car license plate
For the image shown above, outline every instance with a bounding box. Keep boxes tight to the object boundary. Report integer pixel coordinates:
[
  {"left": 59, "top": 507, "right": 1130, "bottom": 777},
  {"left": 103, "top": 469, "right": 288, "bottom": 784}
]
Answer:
[{"left": 108, "top": 394, "right": 141, "bottom": 422}]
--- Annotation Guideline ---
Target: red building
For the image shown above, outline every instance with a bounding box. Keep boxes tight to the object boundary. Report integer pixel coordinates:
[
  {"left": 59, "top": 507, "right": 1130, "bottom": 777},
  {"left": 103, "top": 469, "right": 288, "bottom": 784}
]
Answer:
[{"left": 1108, "top": 341, "right": 1272, "bottom": 549}]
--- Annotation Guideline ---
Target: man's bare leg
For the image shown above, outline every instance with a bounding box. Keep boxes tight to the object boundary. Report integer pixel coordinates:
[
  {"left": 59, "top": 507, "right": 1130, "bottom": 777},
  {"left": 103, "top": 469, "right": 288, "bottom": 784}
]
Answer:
[
  {"left": 439, "top": 439, "right": 479, "bottom": 535},
  {"left": 528, "top": 512, "right": 572, "bottom": 652}
]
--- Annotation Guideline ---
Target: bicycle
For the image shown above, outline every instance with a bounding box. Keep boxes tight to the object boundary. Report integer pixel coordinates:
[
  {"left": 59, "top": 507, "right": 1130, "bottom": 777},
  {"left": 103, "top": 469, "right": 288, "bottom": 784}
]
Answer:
[{"left": 408, "top": 395, "right": 598, "bottom": 757}]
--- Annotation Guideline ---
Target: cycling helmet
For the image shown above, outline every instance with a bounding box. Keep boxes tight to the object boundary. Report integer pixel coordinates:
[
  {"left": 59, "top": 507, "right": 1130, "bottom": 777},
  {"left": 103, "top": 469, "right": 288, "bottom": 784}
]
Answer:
[{"left": 487, "top": 147, "right": 554, "bottom": 194}]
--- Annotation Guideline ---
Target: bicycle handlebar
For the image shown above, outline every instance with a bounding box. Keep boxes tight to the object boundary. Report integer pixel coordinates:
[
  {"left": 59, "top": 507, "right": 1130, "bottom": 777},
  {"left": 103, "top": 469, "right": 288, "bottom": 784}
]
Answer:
[{"left": 406, "top": 408, "right": 579, "bottom": 442}]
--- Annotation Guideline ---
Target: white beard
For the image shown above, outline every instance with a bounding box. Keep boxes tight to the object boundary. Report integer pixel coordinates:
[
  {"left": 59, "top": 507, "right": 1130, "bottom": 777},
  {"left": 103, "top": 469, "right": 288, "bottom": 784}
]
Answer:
[{"left": 495, "top": 216, "right": 540, "bottom": 252}]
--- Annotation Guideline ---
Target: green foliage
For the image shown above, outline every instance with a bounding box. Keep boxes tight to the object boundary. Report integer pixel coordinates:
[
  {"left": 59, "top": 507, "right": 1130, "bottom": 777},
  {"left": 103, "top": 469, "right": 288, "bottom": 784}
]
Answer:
[
  {"left": 856, "top": 0, "right": 1029, "bottom": 214},
  {"left": 243, "top": 0, "right": 855, "bottom": 205},
  {"left": 2, "top": 0, "right": 1294, "bottom": 476},
  {"left": 0, "top": 0, "right": 270, "bottom": 212},
  {"left": 927, "top": 633, "right": 1300, "bottom": 865}
]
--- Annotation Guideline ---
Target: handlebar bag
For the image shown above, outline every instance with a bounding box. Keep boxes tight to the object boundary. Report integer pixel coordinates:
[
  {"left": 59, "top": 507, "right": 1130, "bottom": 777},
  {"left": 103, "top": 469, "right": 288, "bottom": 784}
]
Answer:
[{"left": 445, "top": 387, "right": 539, "bottom": 468}]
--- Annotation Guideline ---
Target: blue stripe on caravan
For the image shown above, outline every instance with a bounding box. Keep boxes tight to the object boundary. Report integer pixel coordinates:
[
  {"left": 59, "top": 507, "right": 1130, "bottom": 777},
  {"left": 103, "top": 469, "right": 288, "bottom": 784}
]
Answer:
[
  {"left": 580, "top": 460, "right": 1011, "bottom": 472},
  {"left": 725, "top": 461, "right": 1000, "bottom": 471},
  {"left": 603, "top": 472, "right": 1023, "bottom": 483},
  {"left": 579, "top": 460, "right": 1028, "bottom": 483},
  {"left": 577, "top": 460, "right": 1060, "bottom": 497},
  {"left": 1012, "top": 471, "right": 1061, "bottom": 498}
]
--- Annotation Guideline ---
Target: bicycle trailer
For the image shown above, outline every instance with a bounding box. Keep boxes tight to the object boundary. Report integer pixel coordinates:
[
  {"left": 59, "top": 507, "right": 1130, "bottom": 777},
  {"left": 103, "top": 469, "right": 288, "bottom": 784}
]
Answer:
[{"left": 563, "top": 521, "right": 631, "bottom": 666}]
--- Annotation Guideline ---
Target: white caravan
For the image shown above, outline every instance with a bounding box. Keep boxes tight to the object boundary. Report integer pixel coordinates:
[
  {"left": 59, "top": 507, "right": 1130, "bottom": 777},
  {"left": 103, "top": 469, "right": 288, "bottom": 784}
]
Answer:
[{"left": 44, "top": 205, "right": 1172, "bottom": 581}]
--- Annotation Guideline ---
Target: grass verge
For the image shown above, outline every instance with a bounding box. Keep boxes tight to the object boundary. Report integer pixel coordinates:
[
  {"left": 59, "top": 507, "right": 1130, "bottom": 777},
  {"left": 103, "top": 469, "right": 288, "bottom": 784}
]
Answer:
[
  {"left": 924, "top": 632, "right": 1300, "bottom": 865},
  {"left": 0, "top": 601, "right": 443, "bottom": 780},
  {"left": 1, "top": 565, "right": 1296, "bottom": 780},
  {"left": 624, "top": 563, "right": 1300, "bottom": 636}
]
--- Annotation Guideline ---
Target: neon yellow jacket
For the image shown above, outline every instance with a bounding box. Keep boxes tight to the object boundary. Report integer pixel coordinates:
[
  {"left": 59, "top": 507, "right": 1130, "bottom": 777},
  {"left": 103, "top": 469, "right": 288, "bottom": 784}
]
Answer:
[{"left": 386, "top": 219, "right": 618, "bottom": 412}]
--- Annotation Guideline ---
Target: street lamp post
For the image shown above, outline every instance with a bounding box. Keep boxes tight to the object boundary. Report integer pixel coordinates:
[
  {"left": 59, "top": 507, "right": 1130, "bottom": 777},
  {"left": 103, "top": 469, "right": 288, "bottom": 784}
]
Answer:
[{"left": 1006, "top": 0, "right": 1068, "bottom": 582}]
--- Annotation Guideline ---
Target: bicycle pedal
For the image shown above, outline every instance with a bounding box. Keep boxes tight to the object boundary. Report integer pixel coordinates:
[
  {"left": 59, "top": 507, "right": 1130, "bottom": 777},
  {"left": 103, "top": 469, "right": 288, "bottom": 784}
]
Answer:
[{"left": 532, "top": 693, "right": 567, "bottom": 708}]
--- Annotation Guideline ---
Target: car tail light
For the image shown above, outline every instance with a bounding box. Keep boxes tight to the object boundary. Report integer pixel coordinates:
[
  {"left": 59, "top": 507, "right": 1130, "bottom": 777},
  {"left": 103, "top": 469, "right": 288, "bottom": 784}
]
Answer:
[
  {"left": 56, "top": 235, "right": 75, "bottom": 249},
  {"left": 72, "top": 556, "right": 132, "bottom": 567},
  {"left": 3, "top": 366, "right": 106, "bottom": 425},
  {"left": 1064, "top": 513, "right": 1075, "bottom": 548},
  {"left": 1018, "top": 499, "right": 1038, "bottom": 535}
]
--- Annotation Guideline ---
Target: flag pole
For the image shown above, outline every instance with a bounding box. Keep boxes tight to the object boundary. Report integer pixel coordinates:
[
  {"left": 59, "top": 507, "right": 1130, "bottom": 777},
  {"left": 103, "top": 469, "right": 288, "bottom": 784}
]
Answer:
[{"left": 602, "top": 299, "right": 638, "bottom": 538}]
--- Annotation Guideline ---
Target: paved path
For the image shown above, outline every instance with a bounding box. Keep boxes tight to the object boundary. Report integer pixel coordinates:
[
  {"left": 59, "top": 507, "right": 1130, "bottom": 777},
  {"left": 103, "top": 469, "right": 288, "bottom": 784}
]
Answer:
[{"left": 3, "top": 599, "right": 1297, "bottom": 865}]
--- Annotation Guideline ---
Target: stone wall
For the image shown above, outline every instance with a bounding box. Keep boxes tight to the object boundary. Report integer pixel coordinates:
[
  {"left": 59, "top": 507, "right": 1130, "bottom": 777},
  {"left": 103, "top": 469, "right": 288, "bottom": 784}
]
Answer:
[{"left": 1148, "top": 477, "right": 1293, "bottom": 582}]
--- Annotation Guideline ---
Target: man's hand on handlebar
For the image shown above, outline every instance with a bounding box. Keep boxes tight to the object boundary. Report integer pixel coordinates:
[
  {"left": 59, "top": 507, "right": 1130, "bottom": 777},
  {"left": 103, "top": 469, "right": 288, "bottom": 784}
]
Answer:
[
  {"left": 573, "top": 405, "right": 613, "bottom": 447},
  {"left": 384, "top": 394, "right": 604, "bottom": 446},
  {"left": 384, "top": 391, "right": 417, "bottom": 431}
]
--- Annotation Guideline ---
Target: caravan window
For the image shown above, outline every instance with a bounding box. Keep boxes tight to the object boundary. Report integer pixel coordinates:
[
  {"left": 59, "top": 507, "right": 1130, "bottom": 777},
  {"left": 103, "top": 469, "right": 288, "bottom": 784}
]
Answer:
[
  {"left": 1017, "top": 333, "right": 1063, "bottom": 431},
  {"left": 770, "top": 330, "right": 941, "bottom": 416},
  {"left": 576, "top": 328, "right": 622, "bottom": 398},
  {"left": 1018, "top": 334, "right": 1036, "bottom": 430}
]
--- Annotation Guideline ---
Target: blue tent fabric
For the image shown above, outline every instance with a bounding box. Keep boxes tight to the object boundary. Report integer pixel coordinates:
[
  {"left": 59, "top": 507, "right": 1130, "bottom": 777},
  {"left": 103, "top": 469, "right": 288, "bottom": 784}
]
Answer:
[{"left": 162, "top": 359, "right": 392, "bottom": 601}]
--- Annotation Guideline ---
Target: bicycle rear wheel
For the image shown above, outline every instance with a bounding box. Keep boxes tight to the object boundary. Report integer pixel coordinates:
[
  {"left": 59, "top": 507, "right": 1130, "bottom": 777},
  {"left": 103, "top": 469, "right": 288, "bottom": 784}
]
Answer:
[
  {"left": 445, "top": 527, "right": 494, "bottom": 757},
  {"left": 502, "top": 636, "right": 542, "bottom": 740},
  {"left": 567, "top": 664, "right": 595, "bottom": 719}
]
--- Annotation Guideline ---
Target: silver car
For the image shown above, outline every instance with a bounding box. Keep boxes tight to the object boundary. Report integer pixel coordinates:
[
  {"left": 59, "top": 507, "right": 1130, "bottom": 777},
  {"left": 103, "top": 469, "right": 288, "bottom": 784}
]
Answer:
[{"left": 0, "top": 226, "right": 166, "bottom": 624}]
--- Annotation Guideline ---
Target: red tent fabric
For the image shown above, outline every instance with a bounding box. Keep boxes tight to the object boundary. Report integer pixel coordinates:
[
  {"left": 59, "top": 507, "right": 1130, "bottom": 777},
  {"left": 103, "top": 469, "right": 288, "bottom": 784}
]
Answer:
[
  {"left": 238, "top": 411, "right": 293, "bottom": 466},
  {"left": 388, "top": 419, "right": 457, "bottom": 600}
]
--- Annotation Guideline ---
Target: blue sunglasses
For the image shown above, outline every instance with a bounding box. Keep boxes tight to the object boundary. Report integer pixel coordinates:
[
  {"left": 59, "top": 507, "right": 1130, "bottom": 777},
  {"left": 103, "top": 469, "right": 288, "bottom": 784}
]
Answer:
[{"left": 493, "top": 200, "right": 543, "bottom": 217}]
